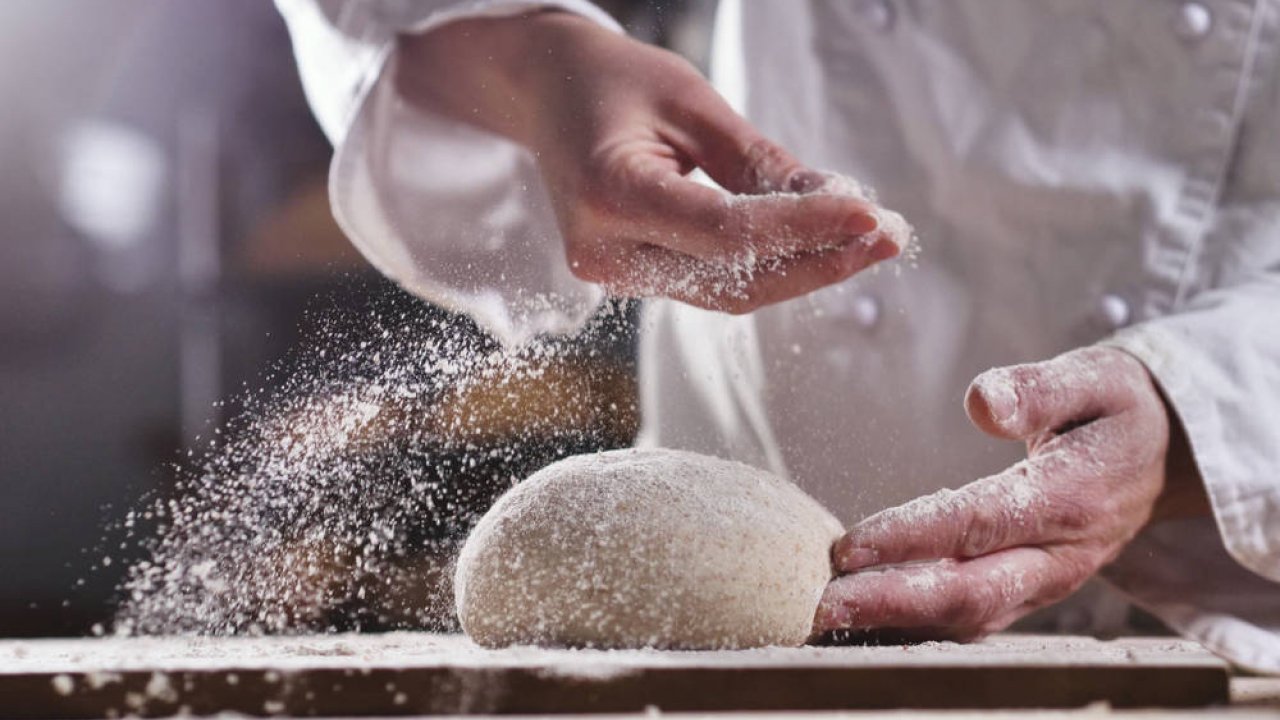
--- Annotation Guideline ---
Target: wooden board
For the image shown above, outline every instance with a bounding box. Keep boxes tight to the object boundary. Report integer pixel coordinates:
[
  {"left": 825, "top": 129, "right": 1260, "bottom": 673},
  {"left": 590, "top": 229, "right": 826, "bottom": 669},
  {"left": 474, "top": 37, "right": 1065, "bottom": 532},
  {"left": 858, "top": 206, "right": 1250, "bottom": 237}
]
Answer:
[{"left": 0, "top": 633, "right": 1228, "bottom": 717}]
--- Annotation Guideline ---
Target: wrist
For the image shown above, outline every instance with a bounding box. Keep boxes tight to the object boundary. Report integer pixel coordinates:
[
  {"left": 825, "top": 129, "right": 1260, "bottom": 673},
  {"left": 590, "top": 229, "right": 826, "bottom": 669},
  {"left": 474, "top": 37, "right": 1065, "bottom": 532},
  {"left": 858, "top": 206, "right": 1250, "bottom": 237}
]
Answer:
[
  {"left": 1138, "top": 368, "right": 1212, "bottom": 523},
  {"left": 1102, "top": 347, "right": 1211, "bottom": 524},
  {"left": 1152, "top": 406, "right": 1212, "bottom": 522},
  {"left": 395, "top": 10, "right": 599, "bottom": 150},
  {"left": 394, "top": 11, "right": 544, "bottom": 147}
]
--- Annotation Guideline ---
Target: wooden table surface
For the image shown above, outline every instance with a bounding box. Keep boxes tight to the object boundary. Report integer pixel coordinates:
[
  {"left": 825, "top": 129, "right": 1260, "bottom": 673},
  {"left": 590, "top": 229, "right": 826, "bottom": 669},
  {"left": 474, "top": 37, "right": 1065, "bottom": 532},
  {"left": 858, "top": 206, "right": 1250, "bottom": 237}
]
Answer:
[{"left": 0, "top": 632, "right": 1266, "bottom": 718}]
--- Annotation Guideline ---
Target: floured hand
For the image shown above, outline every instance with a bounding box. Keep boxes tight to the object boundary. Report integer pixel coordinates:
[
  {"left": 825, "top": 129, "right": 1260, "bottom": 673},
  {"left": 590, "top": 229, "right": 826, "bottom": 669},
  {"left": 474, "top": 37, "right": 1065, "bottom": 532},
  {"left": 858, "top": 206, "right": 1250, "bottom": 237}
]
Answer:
[
  {"left": 813, "top": 346, "right": 1210, "bottom": 642},
  {"left": 399, "top": 12, "right": 906, "bottom": 313}
]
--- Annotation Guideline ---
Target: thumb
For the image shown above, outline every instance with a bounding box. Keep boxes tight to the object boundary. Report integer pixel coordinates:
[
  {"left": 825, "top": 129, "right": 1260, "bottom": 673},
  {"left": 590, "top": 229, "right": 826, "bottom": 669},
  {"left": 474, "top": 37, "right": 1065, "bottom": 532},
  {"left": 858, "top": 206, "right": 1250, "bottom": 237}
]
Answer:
[
  {"left": 964, "top": 347, "right": 1130, "bottom": 441},
  {"left": 667, "top": 87, "right": 824, "bottom": 195}
]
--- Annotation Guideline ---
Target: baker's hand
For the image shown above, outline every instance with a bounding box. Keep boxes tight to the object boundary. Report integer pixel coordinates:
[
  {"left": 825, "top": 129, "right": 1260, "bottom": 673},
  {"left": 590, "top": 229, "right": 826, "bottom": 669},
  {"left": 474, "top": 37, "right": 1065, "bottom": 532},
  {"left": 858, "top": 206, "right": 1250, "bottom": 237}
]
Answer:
[
  {"left": 814, "top": 346, "right": 1209, "bottom": 642},
  {"left": 398, "top": 12, "right": 900, "bottom": 313}
]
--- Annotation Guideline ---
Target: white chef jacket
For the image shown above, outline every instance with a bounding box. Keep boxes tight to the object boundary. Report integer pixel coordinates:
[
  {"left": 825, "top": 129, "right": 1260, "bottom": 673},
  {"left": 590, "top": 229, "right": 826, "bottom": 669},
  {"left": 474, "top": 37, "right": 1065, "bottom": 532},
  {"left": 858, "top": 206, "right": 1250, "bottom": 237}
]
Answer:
[{"left": 276, "top": 0, "right": 1280, "bottom": 672}]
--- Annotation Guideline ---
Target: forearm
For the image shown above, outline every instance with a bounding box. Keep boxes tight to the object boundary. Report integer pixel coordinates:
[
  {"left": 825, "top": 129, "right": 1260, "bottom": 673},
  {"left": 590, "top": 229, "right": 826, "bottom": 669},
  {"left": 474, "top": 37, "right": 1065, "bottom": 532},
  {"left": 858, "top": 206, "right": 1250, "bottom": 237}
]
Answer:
[
  {"left": 395, "top": 10, "right": 594, "bottom": 149},
  {"left": 1151, "top": 401, "right": 1211, "bottom": 522}
]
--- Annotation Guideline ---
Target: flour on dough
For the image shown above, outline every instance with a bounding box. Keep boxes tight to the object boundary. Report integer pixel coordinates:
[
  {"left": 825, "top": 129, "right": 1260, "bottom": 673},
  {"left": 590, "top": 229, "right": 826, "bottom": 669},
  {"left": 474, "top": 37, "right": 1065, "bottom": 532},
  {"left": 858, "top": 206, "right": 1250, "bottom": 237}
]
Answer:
[{"left": 454, "top": 448, "right": 844, "bottom": 649}]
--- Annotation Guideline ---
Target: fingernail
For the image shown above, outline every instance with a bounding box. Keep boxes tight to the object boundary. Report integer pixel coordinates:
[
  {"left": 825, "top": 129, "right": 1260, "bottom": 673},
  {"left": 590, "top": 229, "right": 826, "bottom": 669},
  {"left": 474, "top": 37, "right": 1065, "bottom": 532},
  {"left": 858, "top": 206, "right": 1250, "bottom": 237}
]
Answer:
[
  {"left": 974, "top": 371, "right": 1018, "bottom": 423},
  {"left": 845, "top": 212, "right": 879, "bottom": 236},
  {"left": 868, "top": 238, "right": 899, "bottom": 261},
  {"left": 836, "top": 546, "right": 880, "bottom": 571},
  {"left": 789, "top": 170, "right": 827, "bottom": 193},
  {"left": 812, "top": 596, "right": 850, "bottom": 632}
]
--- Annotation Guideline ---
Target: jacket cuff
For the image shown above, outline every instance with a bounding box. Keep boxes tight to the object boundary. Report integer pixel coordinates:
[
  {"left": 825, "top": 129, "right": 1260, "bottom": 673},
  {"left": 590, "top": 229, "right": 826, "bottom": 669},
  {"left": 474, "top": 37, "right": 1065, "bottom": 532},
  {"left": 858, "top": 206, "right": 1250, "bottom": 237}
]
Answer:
[
  {"left": 1103, "top": 322, "right": 1280, "bottom": 582},
  {"left": 1100, "top": 322, "right": 1280, "bottom": 673},
  {"left": 286, "top": 0, "right": 623, "bottom": 345}
]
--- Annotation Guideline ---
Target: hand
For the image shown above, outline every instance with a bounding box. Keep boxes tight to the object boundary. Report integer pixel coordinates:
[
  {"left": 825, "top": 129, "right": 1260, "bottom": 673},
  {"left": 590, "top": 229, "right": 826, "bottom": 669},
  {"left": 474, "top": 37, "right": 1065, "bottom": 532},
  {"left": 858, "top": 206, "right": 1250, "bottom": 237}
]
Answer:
[
  {"left": 398, "top": 12, "right": 901, "bottom": 313},
  {"left": 813, "top": 346, "right": 1209, "bottom": 642}
]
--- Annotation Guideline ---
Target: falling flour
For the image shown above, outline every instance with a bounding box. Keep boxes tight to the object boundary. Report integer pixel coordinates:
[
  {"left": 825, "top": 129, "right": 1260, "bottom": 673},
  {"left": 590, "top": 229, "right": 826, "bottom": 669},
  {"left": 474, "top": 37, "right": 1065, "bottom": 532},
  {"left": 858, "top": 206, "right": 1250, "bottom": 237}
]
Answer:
[
  {"left": 105, "top": 170, "right": 915, "bottom": 639},
  {"left": 110, "top": 294, "right": 636, "bottom": 636}
]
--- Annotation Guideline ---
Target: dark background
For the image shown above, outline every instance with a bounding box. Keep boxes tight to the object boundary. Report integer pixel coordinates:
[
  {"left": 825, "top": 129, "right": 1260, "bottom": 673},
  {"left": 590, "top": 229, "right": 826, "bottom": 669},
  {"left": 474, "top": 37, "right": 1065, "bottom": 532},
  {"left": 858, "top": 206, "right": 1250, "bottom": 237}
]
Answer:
[{"left": 0, "top": 0, "right": 712, "bottom": 638}]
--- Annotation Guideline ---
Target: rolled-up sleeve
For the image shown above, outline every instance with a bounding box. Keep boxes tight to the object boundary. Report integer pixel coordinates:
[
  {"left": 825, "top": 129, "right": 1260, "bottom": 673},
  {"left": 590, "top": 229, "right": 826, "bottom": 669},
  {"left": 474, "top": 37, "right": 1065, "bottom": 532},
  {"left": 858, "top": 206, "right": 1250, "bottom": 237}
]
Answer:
[
  {"left": 275, "top": 0, "right": 622, "bottom": 345},
  {"left": 1113, "top": 278, "right": 1280, "bottom": 579},
  {"left": 1103, "top": 277, "right": 1280, "bottom": 673},
  {"left": 1101, "top": 43, "right": 1280, "bottom": 670}
]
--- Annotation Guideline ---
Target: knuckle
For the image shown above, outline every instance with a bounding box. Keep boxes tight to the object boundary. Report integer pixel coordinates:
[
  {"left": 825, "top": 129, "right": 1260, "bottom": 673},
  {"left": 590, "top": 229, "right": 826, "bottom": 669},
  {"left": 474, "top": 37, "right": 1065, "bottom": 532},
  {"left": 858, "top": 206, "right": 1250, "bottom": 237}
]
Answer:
[
  {"left": 1041, "top": 558, "right": 1091, "bottom": 602},
  {"left": 1007, "top": 366, "right": 1049, "bottom": 421},
  {"left": 1061, "top": 547, "right": 1101, "bottom": 579},
  {"left": 704, "top": 202, "right": 738, "bottom": 240},
  {"left": 582, "top": 156, "right": 640, "bottom": 216},
  {"left": 940, "top": 588, "right": 993, "bottom": 627},
  {"left": 819, "top": 253, "right": 855, "bottom": 283},
  {"left": 1079, "top": 346, "right": 1118, "bottom": 371},
  {"left": 959, "top": 505, "right": 1006, "bottom": 557},
  {"left": 1050, "top": 496, "right": 1100, "bottom": 534},
  {"left": 671, "top": 55, "right": 700, "bottom": 78},
  {"left": 1007, "top": 364, "right": 1039, "bottom": 388},
  {"left": 651, "top": 48, "right": 702, "bottom": 81},
  {"left": 741, "top": 138, "right": 799, "bottom": 192}
]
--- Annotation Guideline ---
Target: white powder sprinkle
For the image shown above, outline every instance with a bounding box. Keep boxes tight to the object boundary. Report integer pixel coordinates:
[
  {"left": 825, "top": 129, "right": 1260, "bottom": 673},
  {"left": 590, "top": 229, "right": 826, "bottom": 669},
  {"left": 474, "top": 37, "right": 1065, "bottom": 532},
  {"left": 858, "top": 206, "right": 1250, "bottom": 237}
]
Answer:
[{"left": 110, "top": 297, "right": 637, "bottom": 636}]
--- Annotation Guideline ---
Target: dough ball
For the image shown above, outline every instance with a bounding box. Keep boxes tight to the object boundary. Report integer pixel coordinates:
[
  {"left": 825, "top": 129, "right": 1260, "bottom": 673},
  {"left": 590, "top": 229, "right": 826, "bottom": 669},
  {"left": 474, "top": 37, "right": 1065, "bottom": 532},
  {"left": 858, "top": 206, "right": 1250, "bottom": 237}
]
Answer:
[{"left": 454, "top": 448, "right": 844, "bottom": 649}]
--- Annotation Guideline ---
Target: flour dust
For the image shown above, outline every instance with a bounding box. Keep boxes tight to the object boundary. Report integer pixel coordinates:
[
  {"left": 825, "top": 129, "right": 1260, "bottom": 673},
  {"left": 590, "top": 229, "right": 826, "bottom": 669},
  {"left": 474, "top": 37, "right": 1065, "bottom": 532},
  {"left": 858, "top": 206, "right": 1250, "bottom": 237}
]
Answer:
[
  {"left": 110, "top": 288, "right": 637, "bottom": 636},
  {"left": 617, "top": 170, "right": 920, "bottom": 308}
]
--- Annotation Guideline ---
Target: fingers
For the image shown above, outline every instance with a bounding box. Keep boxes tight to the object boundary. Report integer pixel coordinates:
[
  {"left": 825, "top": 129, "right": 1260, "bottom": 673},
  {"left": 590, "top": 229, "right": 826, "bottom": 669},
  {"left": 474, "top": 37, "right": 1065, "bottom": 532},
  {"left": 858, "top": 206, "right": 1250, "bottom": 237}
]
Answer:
[
  {"left": 660, "top": 83, "right": 824, "bottom": 195},
  {"left": 558, "top": 87, "right": 903, "bottom": 309},
  {"left": 964, "top": 347, "right": 1142, "bottom": 442},
  {"left": 833, "top": 415, "right": 1151, "bottom": 577},
  {"left": 723, "top": 239, "right": 893, "bottom": 310},
  {"left": 815, "top": 349, "right": 1166, "bottom": 642},
  {"left": 814, "top": 546, "right": 1079, "bottom": 638},
  {"left": 566, "top": 155, "right": 897, "bottom": 311},
  {"left": 832, "top": 467, "right": 1052, "bottom": 573},
  {"left": 628, "top": 165, "right": 888, "bottom": 263},
  {"left": 599, "top": 237, "right": 890, "bottom": 314},
  {"left": 644, "top": 89, "right": 896, "bottom": 264}
]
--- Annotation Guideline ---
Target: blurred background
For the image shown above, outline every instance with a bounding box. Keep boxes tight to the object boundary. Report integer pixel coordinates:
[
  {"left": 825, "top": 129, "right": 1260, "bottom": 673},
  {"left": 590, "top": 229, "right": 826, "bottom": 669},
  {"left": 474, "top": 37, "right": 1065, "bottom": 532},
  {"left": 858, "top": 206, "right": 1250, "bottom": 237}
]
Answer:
[{"left": 0, "top": 0, "right": 714, "bottom": 638}]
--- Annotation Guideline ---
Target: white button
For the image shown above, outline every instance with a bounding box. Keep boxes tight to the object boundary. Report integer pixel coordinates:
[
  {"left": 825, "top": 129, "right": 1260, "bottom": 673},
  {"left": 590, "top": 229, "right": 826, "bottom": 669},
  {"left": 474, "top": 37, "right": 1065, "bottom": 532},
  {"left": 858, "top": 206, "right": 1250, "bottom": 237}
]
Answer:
[
  {"left": 1174, "top": 2, "right": 1213, "bottom": 40},
  {"left": 1099, "top": 294, "right": 1131, "bottom": 329},
  {"left": 856, "top": 0, "right": 895, "bottom": 31},
  {"left": 851, "top": 294, "right": 881, "bottom": 328}
]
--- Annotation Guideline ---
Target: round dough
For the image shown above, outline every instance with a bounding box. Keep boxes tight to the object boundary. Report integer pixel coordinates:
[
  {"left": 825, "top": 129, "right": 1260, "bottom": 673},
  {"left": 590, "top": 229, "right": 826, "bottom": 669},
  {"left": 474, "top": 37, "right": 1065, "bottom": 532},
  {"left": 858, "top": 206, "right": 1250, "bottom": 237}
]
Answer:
[{"left": 454, "top": 448, "right": 844, "bottom": 649}]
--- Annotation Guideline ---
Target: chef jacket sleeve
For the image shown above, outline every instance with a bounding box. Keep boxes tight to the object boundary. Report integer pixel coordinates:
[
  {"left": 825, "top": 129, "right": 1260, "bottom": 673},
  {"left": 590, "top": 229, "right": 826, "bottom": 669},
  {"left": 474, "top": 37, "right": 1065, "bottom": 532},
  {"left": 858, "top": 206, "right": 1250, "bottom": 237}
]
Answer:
[
  {"left": 1099, "top": 58, "right": 1280, "bottom": 671},
  {"left": 274, "top": 0, "right": 623, "bottom": 345},
  {"left": 1101, "top": 277, "right": 1280, "bottom": 674}
]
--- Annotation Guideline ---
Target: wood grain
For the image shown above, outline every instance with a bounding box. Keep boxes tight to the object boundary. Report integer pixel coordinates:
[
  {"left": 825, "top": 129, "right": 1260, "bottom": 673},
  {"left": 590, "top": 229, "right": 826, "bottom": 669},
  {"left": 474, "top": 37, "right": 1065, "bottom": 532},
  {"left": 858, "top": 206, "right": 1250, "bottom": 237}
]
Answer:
[{"left": 0, "top": 633, "right": 1228, "bottom": 717}]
